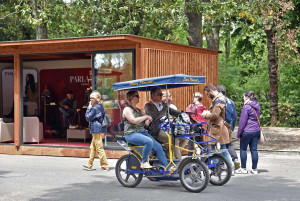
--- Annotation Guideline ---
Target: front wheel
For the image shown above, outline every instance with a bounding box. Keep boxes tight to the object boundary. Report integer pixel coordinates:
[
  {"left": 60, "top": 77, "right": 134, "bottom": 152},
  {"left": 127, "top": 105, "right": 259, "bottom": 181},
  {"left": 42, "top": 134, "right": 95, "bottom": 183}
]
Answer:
[
  {"left": 179, "top": 158, "right": 209, "bottom": 193},
  {"left": 115, "top": 154, "right": 143, "bottom": 188},
  {"left": 206, "top": 154, "right": 232, "bottom": 186}
]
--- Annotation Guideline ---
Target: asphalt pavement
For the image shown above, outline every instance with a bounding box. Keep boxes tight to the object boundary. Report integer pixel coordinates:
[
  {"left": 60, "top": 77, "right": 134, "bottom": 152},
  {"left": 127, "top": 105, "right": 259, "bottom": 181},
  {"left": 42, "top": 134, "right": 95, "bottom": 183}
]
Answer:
[{"left": 0, "top": 151, "right": 299, "bottom": 201}]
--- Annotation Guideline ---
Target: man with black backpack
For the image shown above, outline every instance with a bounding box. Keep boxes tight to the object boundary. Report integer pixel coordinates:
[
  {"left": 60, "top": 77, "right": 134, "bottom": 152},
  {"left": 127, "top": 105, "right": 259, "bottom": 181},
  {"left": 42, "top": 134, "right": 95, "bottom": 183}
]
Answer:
[
  {"left": 217, "top": 85, "right": 240, "bottom": 170},
  {"left": 202, "top": 84, "right": 234, "bottom": 173}
]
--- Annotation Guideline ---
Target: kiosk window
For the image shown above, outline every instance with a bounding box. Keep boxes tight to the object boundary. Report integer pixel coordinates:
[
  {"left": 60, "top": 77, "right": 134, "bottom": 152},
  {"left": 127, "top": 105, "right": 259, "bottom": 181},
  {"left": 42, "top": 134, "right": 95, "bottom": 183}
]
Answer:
[{"left": 94, "top": 51, "right": 134, "bottom": 146}]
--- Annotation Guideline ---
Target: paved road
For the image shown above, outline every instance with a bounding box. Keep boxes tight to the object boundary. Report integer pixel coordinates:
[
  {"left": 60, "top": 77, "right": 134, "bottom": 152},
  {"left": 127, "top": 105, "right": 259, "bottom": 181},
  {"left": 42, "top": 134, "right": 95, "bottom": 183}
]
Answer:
[{"left": 1, "top": 151, "right": 299, "bottom": 201}]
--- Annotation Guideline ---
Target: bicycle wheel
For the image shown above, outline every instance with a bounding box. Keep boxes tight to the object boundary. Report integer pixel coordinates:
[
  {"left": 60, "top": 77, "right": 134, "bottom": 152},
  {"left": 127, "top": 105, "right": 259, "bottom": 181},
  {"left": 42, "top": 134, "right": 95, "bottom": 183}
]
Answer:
[
  {"left": 179, "top": 158, "right": 209, "bottom": 193},
  {"left": 115, "top": 154, "right": 143, "bottom": 188},
  {"left": 206, "top": 154, "right": 232, "bottom": 186}
]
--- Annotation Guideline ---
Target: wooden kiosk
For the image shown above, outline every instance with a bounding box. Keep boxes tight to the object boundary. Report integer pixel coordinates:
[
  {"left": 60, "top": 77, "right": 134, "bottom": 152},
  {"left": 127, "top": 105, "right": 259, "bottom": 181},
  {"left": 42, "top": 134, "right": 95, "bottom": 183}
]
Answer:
[{"left": 0, "top": 35, "right": 218, "bottom": 158}]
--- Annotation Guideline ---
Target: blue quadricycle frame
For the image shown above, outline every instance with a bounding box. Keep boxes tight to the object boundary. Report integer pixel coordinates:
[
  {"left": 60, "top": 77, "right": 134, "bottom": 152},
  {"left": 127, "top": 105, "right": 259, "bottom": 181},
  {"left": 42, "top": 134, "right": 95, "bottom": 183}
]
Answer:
[{"left": 113, "top": 74, "right": 232, "bottom": 193}]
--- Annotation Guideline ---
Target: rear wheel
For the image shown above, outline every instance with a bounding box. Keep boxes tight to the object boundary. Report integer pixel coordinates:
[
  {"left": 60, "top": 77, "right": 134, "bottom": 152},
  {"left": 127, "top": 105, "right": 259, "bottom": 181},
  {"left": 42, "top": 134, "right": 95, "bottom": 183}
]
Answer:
[
  {"left": 179, "top": 158, "right": 209, "bottom": 193},
  {"left": 206, "top": 154, "right": 232, "bottom": 186},
  {"left": 115, "top": 154, "right": 143, "bottom": 188}
]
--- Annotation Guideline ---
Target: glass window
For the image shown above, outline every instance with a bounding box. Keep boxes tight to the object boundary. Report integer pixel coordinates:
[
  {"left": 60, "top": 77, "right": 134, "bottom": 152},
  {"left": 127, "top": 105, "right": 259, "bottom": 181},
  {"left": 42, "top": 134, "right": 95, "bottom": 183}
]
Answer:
[{"left": 93, "top": 51, "right": 134, "bottom": 146}]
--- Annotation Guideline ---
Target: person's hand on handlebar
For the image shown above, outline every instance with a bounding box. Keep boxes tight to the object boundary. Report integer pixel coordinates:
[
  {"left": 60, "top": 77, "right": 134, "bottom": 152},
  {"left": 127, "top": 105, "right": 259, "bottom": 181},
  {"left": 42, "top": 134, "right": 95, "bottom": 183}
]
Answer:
[
  {"left": 145, "top": 119, "right": 151, "bottom": 126},
  {"left": 146, "top": 115, "right": 153, "bottom": 122}
]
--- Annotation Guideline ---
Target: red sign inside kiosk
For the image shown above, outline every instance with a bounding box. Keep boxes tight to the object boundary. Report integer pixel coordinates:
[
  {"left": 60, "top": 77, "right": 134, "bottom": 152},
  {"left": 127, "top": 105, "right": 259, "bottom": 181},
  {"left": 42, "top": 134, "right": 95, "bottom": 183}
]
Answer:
[{"left": 40, "top": 68, "right": 92, "bottom": 108}]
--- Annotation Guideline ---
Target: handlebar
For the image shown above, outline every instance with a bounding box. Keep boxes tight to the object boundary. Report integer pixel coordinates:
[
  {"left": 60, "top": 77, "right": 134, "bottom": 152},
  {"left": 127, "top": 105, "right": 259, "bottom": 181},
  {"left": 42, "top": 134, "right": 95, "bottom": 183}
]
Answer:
[{"left": 158, "top": 121, "right": 210, "bottom": 134}]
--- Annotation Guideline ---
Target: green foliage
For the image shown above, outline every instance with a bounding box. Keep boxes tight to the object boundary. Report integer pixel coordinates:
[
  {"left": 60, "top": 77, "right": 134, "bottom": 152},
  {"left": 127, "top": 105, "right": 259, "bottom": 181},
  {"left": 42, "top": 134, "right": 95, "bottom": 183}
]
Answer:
[
  {"left": 218, "top": 27, "right": 270, "bottom": 102},
  {"left": 278, "top": 103, "right": 300, "bottom": 127},
  {"left": 235, "top": 102, "right": 300, "bottom": 127},
  {"left": 0, "top": 1, "right": 35, "bottom": 41},
  {"left": 1, "top": 0, "right": 299, "bottom": 127}
]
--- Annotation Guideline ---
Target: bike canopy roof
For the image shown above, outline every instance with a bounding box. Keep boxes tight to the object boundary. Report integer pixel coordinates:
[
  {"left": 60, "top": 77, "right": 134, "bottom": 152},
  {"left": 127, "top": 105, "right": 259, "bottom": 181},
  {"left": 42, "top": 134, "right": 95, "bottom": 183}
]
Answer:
[{"left": 113, "top": 74, "right": 205, "bottom": 91}]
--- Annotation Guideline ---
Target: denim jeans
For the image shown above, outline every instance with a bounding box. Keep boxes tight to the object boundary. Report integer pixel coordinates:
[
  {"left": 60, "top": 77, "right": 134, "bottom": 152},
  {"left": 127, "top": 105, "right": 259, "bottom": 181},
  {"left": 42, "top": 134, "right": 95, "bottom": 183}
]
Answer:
[
  {"left": 125, "top": 130, "right": 168, "bottom": 167},
  {"left": 211, "top": 144, "right": 234, "bottom": 171},
  {"left": 240, "top": 131, "right": 260, "bottom": 169}
]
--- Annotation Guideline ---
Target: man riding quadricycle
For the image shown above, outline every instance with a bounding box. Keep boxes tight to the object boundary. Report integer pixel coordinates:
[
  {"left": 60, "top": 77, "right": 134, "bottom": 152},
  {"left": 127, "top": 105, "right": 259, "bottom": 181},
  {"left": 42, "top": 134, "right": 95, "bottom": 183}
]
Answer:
[{"left": 113, "top": 74, "right": 232, "bottom": 193}]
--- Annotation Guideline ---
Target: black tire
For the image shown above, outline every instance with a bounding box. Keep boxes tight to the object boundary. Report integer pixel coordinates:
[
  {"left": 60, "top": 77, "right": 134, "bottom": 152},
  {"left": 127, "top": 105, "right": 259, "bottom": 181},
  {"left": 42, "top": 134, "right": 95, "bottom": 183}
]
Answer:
[
  {"left": 115, "top": 154, "right": 143, "bottom": 188},
  {"left": 179, "top": 158, "right": 209, "bottom": 193},
  {"left": 206, "top": 154, "right": 232, "bottom": 186}
]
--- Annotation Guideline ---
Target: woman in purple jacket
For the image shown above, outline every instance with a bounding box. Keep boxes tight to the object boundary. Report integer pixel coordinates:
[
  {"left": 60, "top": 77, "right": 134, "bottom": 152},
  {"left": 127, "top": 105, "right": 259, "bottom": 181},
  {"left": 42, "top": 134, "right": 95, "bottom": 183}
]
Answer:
[{"left": 236, "top": 91, "right": 261, "bottom": 175}]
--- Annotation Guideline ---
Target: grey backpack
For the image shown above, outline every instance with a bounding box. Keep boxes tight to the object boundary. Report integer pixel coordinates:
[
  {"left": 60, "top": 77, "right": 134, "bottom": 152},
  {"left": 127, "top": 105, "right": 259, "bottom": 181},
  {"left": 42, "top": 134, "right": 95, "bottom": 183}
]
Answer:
[{"left": 100, "top": 105, "right": 111, "bottom": 128}]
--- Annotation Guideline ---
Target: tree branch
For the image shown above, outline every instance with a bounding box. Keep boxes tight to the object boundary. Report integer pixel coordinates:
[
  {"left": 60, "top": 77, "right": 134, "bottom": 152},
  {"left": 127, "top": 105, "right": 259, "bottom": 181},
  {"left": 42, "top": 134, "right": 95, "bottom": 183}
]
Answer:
[
  {"left": 0, "top": 11, "right": 17, "bottom": 21},
  {"left": 0, "top": 1, "right": 23, "bottom": 21}
]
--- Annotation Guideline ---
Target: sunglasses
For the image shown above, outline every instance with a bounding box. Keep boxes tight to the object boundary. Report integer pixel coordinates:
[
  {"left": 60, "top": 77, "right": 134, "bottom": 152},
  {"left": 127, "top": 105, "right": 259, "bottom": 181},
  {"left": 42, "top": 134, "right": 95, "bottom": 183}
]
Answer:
[
  {"left": 156, "top": 93, "right": 163, "bottom": 96},
  {"left": 133, "top": 95, "right": 140, "bottom": 98}
]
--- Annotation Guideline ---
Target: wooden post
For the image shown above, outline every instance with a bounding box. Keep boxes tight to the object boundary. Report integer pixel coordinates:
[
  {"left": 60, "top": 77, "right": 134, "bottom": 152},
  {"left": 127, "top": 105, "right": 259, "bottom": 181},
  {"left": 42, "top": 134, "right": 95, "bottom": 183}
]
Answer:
[{"left": 14, "top": 53, "right": 21, "bottom": 147}]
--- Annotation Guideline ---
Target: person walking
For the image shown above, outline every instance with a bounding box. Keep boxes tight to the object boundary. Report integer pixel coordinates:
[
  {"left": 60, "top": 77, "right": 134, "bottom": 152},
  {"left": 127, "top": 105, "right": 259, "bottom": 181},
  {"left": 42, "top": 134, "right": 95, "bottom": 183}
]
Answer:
[
  {"left": 202, "top": 84, "right": 234, "bottom": 173},
  {"left": 235, "top": 90, "right": 261, "bottom": 175},
  {"left": 82, "top": 91, "right": 109, "bottom": 171},
  {"left": 217, "top": 85, "right": 240, "bottom": 170}
]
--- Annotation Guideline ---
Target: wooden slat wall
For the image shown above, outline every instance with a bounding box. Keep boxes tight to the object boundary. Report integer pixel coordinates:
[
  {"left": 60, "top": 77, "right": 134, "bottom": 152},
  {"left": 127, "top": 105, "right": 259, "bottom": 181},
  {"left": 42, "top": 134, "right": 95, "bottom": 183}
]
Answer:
[{"left": 143, "top": 48, "right": 218, "bottom": 110}]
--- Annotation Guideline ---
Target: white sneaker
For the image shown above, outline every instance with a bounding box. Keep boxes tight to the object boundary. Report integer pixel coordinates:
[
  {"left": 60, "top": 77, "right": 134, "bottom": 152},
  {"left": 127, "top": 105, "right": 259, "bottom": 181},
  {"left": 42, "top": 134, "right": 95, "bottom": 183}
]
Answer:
[
  {"left": 235, "top": 168, "right": 248, "bottom": 174},
  {"left": 101, "top": 167, "right": 110, "bottom": 171},
  {"left": 251, "top": 169, "right": 258, "bottom": 174},
  {"left": 82, "top": 164, "right": 95, "bottom": 171},
  {"left": 140, "top": 162, "right": 153, "bottom": 169}
]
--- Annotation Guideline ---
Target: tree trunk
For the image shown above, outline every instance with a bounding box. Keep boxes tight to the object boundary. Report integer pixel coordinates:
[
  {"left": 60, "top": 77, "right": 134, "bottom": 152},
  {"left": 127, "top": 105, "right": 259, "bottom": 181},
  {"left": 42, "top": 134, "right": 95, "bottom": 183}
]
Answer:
[
  {"left": 205, "top": 30, "right": 219, "bottom": 50},
  {"left": 225, "top": 39, "right": 230, "bottom": 59},
  {"left": 225, "top": 19, "right": 231, "bottom": 59},
  {"left": 184, "top": 0, "right": 203, "bottom": 47},
  {"left": 32, "top": 0, "right": 48, "bottom": 39},
  {"left": 36, "top": 23, "right": 48, "bottom": 39},
  {"left": 265, "top": 25, "right": 279, "bottom": 126},
  {"left": 205, "top": 19, "right": 220, "bottom": 51}
]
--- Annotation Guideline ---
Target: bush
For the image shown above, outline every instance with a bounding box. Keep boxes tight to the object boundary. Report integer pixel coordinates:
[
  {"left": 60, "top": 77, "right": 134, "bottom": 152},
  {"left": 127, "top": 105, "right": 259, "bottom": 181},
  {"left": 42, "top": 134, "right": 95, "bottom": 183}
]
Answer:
[{"left": 235, "top": 102, "right": 300, "bottom": 127}]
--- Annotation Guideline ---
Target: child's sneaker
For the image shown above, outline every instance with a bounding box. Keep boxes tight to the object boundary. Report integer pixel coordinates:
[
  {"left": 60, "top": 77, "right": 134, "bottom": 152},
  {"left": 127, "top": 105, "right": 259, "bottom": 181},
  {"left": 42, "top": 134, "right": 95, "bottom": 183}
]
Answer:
[
  {"left": 250, "top": 169, "right": 258, "bottom": 174},
  {"left": 101, "top": 167, "right": 110, "bottom": 171},
  {"left": 235, "top": 168, "right": 248, "bottom": 174},
  {"left": 82, "top": 164, "right": 95, "bottom": 171}
]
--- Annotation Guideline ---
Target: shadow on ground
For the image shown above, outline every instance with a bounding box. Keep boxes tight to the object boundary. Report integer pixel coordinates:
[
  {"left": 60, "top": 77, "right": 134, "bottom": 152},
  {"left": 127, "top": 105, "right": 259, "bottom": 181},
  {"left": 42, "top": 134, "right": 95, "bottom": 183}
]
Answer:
[{"left": 30, "top": 172, "right": 300, "bottom": 201}]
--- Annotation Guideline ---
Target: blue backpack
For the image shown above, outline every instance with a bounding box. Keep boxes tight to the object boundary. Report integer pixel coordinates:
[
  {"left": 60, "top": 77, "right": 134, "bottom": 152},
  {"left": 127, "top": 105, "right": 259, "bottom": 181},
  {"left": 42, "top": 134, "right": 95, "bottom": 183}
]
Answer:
[{"left": 213, "top": 96, "right": 237, "bottom": 131}]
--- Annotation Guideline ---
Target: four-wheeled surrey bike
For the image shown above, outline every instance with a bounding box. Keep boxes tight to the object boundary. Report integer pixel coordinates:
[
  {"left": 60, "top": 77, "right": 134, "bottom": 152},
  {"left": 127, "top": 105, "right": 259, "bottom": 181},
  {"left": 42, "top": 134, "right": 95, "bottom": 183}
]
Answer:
[{"left": 113, "top": 74, "right": 232, "bottom": 193}]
